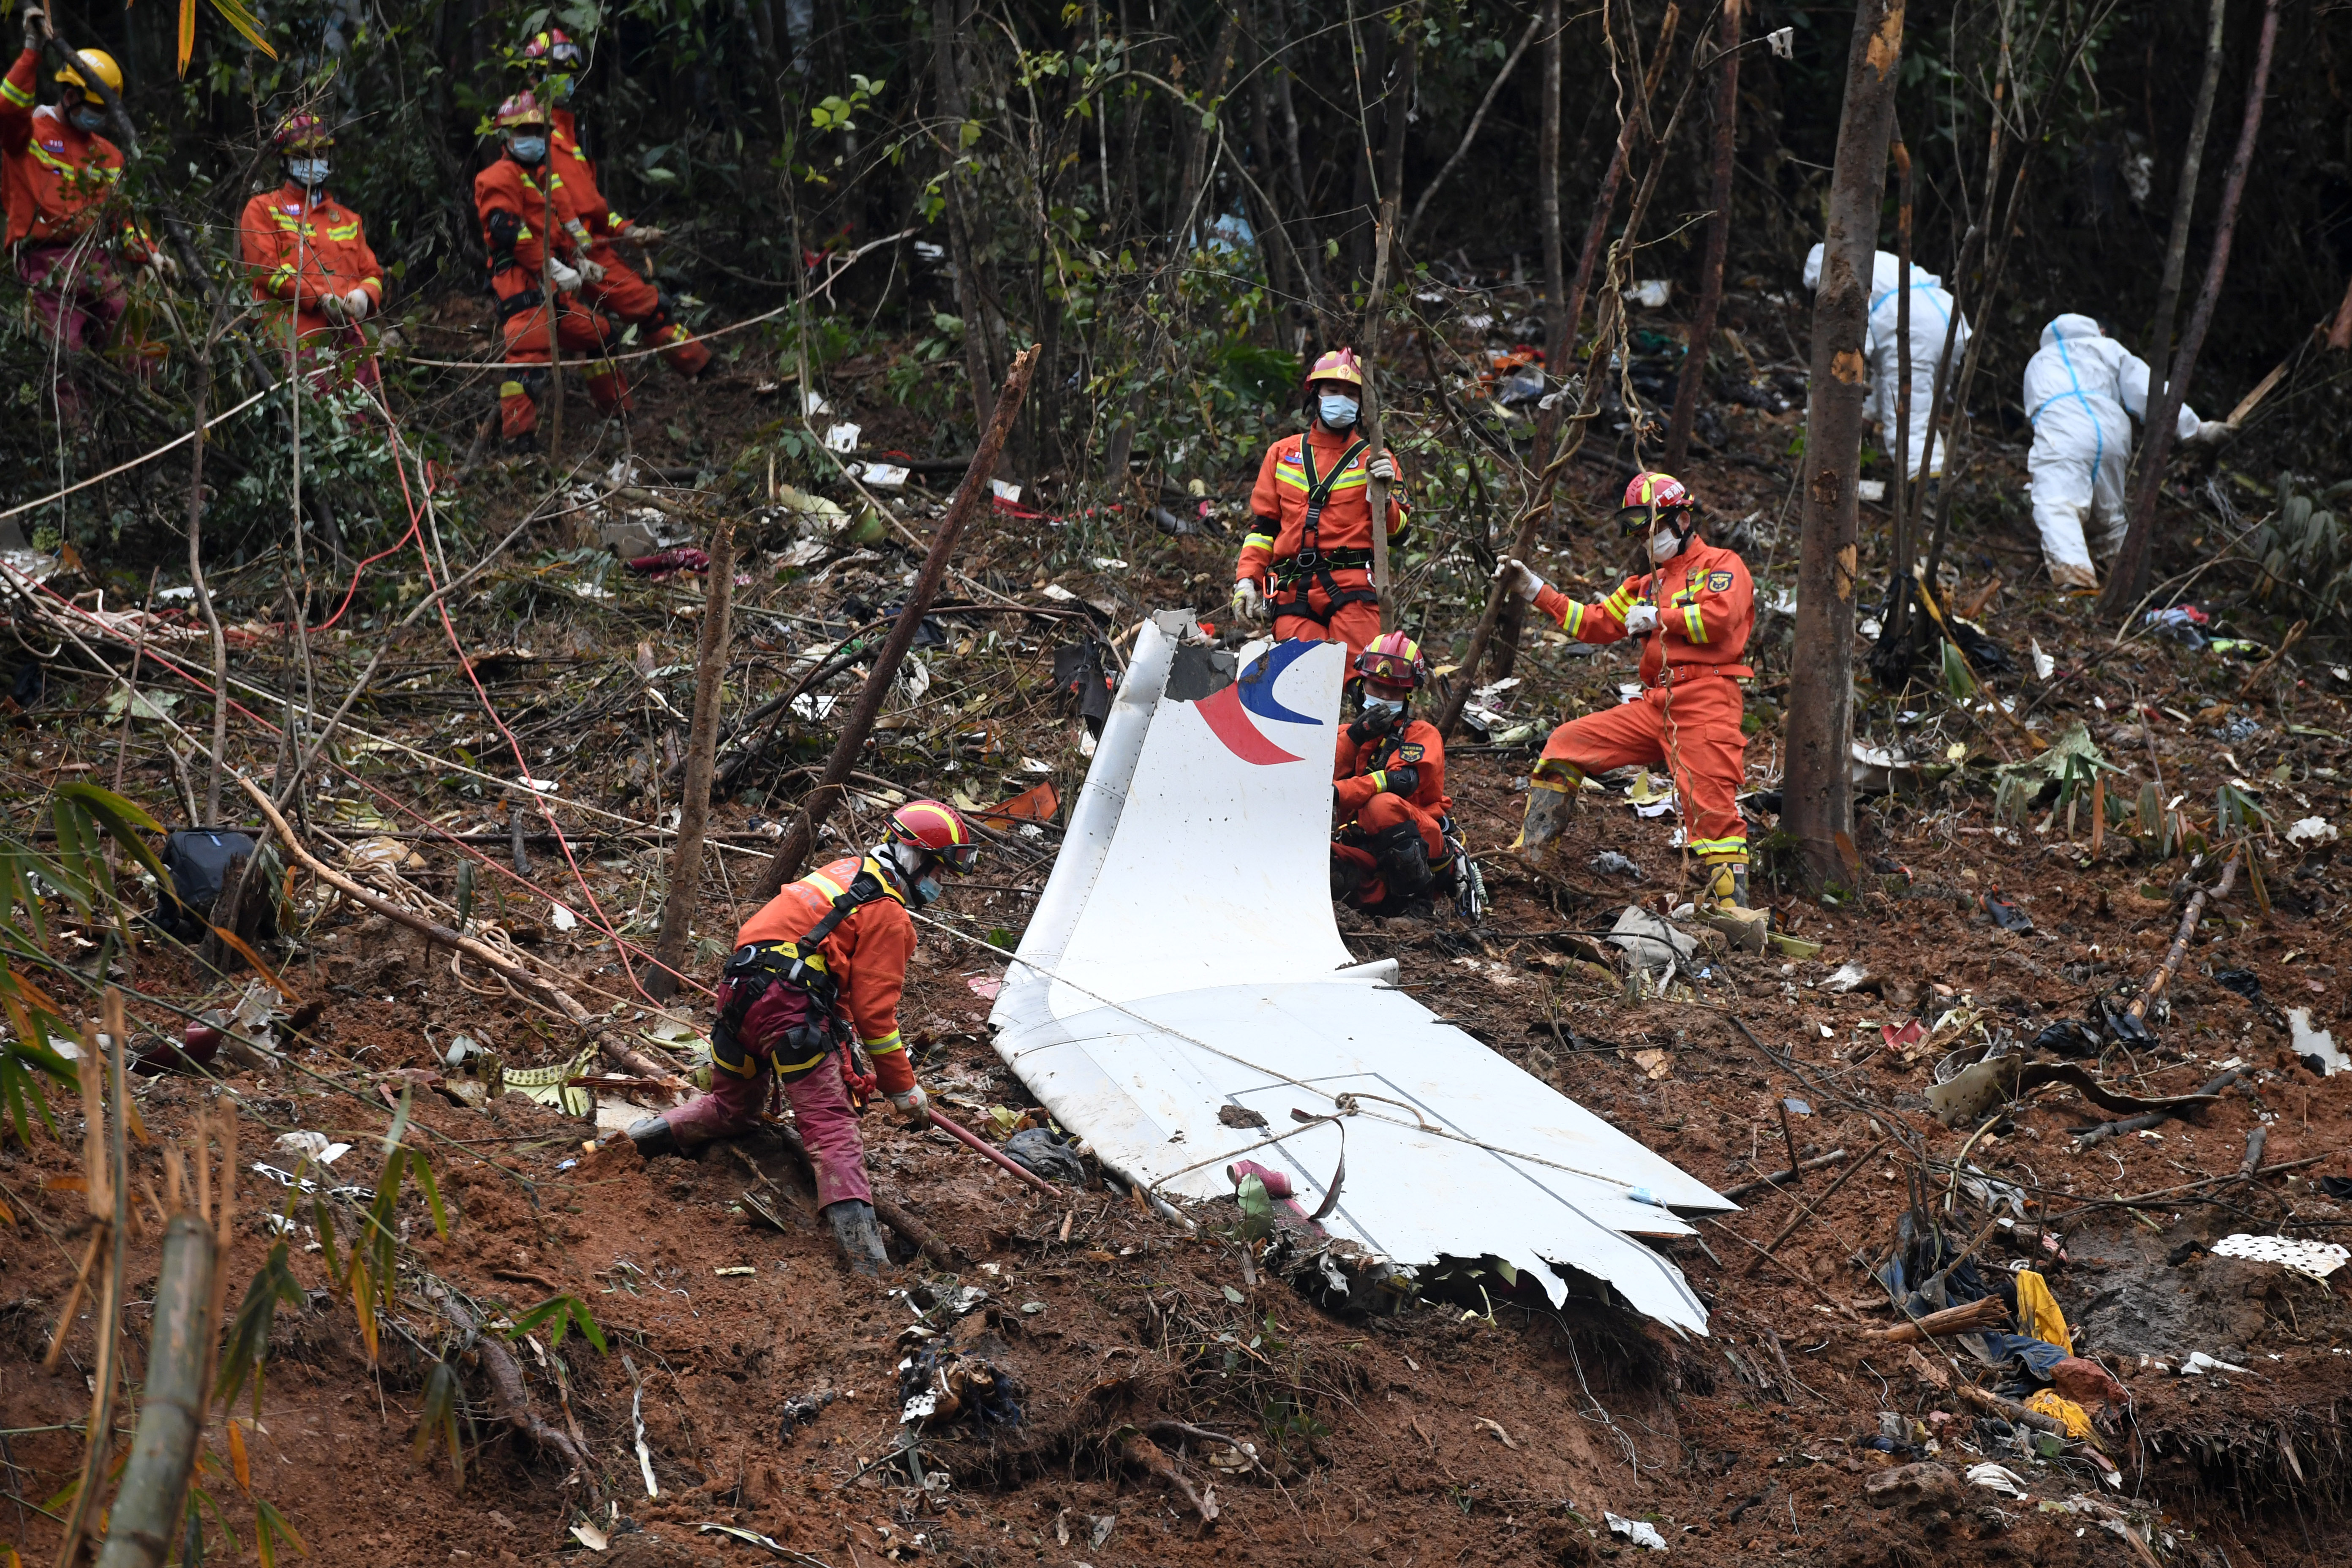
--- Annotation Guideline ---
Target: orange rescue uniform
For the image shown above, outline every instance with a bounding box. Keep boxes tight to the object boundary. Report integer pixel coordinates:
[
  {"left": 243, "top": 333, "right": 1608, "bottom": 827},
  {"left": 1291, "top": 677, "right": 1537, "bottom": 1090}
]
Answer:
[
  {"left": 733, "top": 855, "right": 919, "bottom": 1097},
  {"left": 1239, "top": 427, "right": 1409, "bottom": 662},
  {"left": 472, "top": 154, "right": 627, "bottom": 438},
  {"left": 236, "top": 182, "right": 383, "bottom": 392},
  {"left": 1331, "top": 716, "right": 1451, "bottom": 911},
  {"left": 1530, "top": 539, "right": 1756, "bottom": 862},
  {"left": 548, "top": 106, "right": 707, "bottom": 376},
  {"left": 0, "top": 46, "right": 145, "bottom": 252}
]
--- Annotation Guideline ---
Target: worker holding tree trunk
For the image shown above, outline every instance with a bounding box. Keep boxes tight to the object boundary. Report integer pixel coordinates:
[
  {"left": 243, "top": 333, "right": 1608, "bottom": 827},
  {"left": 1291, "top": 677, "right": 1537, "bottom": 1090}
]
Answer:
[
  {"left": 3, "top": 8, "right": 174, "bottom": 417},
  {"left": 237, "top": 115, "right": 384, "bottom": 395},
  {"left": 474, "top": 90, "right": 630, "bottom": 447},
  {"left": 2022, "top": 313, "right": 2231, "bottom": 590},
  {"left": 1802, "top": 242, "right": 1968, "bottom": 480},
  {"left": 518, "top": 28, "right": 708, "bottom": 378},
  {"left": 626, "top": 802, "right": 978, "bottom": 1274},
  {"left": 1331, "top": 633, "right": 1457, "bottom": 917},
  {"left": 1234, "top": 348, "right": 1409, "bottom": 664},
  {"left": 1496, "top": 473, "right": 1766, "bottom": 939}
]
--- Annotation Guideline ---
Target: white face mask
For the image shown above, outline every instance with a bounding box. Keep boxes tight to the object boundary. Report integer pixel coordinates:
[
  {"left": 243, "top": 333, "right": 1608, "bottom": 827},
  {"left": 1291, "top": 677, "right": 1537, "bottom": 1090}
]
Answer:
[
  {"left": 1318, "top": 393, "right": 1359, "bottom": 430},
  {"left": 1649, "top": 527, "right": 1685, "bottom": 564},
  {"left": 289, "top": 158, "right": 330, "bottom": 188}
]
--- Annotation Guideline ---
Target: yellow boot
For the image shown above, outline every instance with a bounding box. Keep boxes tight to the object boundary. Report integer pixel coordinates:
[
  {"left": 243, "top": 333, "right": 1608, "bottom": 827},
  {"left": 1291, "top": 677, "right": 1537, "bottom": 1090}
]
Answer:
[
  {"left": 1512, "top": 768, "right": 1580, "bottom": 858},
  {"left": 1699, "top": 853, "right": 1768, "bottom": 952}
]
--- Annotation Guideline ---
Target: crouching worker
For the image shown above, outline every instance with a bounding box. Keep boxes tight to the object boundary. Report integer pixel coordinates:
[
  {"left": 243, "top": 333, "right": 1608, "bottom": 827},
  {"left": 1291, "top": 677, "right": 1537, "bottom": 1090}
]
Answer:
[
  {"left": 1331, "top": 632, "right": 1454, "bottom": 917},
  {"left": 627, "top": 801, "right": 979, "bottom": 1272},
  {"left": 1497, "top": 471, "right": 1768, "bottom": 945}
]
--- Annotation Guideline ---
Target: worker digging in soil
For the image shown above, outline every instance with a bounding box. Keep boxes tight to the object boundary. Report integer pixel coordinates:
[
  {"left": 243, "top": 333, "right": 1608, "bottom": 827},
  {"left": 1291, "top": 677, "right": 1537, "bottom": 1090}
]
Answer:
[
  {"left": 4, "top": 7, "right": 176, "bottom": 421},
  {"left": 2021, "top": 313, "right": 2232, "bottom": 590},
  {"left": 473, "top": 89, "right": 630, "bottom": 449},
  {"left": 1330, "top": 631, "right": 1462, "bottom": 918},
  {"left": 516, "top": 28, "right": 708, "bottom": 379},
  {"left": 1496, "top": 471, "right": 1769, "bottom": 946},
  {"left": 237, "top": 114, "right": 384, "bottom": 397},
  {"left": 626, "top": 801, "right": 979, "bottom": 1274},
  {"left": 1232, "top": 347, "right": 1409, "bottom": 666}
]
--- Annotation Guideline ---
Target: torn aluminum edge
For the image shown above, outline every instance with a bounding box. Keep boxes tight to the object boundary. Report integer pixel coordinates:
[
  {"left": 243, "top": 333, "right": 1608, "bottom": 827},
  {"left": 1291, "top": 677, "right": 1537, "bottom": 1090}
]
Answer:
[{"left": 988, "top": 612, "right": 1732, "bottom": 1334}]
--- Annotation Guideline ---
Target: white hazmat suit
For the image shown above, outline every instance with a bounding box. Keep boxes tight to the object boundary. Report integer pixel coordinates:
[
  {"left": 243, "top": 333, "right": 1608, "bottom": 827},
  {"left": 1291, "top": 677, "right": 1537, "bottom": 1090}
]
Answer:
[
  {"left": 2021, "top": 313, "right": 2216, "bottom": 589},
  {"left": 1803, "top": 243, "right": 1969, "bottom": 478}
]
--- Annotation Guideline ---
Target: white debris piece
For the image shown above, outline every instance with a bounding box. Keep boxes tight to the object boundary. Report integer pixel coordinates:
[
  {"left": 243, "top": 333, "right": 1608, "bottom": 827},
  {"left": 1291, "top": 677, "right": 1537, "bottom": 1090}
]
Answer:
[
  {"left": 2179, "top": 1351, "right": 2250, "bottom": 1376},
  {"left": 825, "top": 422, "right": 862, "bottom": 452},
  {"left": 2289, "top": 1008, "right": 2347, "bottom": 1075},
  {"left": 2211, "top": 1234, "right": 2350, "bottom": 1281},
  {"left": 2286, "top": 816, "right": 2338, "bottom": 846},
  {"left": 550, "top": 903, "right": 579, "bottom": 933},
  {"left": 2031, "top": 639, "right": 2056, "bottom": 681},
  {"left": 1606, "top": 1514, "right": 1669, "bottom": 1550},
  {"left": 990, "top": 619, "right": 1729, "bottom": 1334},
  {"left": 1967, "top": 1463, "right": 2031, "bottom": 1498}
]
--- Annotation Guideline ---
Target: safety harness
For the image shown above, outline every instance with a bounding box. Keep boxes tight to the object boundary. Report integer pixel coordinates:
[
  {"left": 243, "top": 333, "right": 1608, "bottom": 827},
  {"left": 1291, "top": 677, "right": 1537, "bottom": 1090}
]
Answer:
[
  {"left": 1269, "top": 435, "right": 1380, "bottom": 627},
  {"left": 711, "top": 858, "right": 902, "bottom": 1094}
]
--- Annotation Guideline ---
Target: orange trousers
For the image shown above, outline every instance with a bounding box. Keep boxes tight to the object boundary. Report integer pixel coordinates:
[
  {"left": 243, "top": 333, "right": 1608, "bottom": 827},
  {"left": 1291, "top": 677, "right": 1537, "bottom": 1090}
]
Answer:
[
  {"left": 582, "top": 244, "right": 710, "bottom": 377},
  {"left": 1534, "top": 672, "right": 1750, "bottom": 859},
  {"left": 1355, "top": 791, "right": 1444, "bottom": 858},
  {"left": 498, "top": 296, "right": 629, "bottom": 438},
  {"left": 1271, "top": 566, "right": 1380, "bottom": 666}
]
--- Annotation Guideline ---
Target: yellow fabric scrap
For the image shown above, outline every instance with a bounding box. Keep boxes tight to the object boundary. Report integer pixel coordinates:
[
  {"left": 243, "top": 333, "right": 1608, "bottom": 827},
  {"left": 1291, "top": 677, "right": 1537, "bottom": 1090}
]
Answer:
[
  {"left": 2014, "top": 1269, "right": 2072, "bottom": 1355},
  {"left": 2025, "top": 1388, "right": 2095, "bottom": 1440}
]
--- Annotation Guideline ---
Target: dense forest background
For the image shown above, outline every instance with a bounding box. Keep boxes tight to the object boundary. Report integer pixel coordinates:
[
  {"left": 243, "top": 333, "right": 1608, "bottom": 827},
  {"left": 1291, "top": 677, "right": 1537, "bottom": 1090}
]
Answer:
[{"left": 5, "top": 0, "right": 2350, "bottom": 576}]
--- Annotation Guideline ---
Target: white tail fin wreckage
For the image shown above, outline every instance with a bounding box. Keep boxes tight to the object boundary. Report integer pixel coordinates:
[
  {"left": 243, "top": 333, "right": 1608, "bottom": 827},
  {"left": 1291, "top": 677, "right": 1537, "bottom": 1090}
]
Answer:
[{"left": 989, "top": 614, "right": 1733, "bottom": 1334}]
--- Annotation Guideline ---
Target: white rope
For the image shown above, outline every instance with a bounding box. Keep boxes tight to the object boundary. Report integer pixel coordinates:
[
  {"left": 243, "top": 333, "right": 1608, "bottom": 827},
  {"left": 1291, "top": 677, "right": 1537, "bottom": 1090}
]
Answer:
[
  {"left": 904, "top": 906, "right": 1656, "bottom": 1195},
  {"left": 392, "top": 301, "right": 797, "bottom": 370},
  {"left": 0, "top": 380, "right": 282, "bottom": 525}
]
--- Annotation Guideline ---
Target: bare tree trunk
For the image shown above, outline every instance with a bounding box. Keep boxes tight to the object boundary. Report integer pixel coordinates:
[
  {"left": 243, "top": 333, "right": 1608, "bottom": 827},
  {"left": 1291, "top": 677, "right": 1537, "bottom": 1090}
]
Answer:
[
  {"left": 1362, "top": 194, "right": 1399, "bottom": 628},
  {"left": 753, "top": 346, "right": 1041, "bottom": 899},
  {"left": 1402, "top": 9, "right": 1542, "bottom": 256},
  {"left": 933, "top": 0, "right": 996, "bottom": 435},
  {"left": 2142, "top": 0, "right": 2229, "bottom": 384},
  {"left": 1269, "top": 0, "right": 1328, "bottom": 331},
  {"left": 2099, "top": 0, "right": 2277, "bottom": 614},
  {"left": 1661, "top": 0, "right": 1742, "bottom": 473},
  {"left": 1376, "top": 8, "right": 1418, "bottom": 241},
  {"left": 185, "top": 342, "right": 229, "bottom": 828},
  {"left": 1785, "top": 0, "right": 1905, "bottom": 892},
  {"left": 648, "top": 519, "right": 738, "bottom": 1001},
  {"left": 1889, "top": 121, "right": 1913, "bottom": 532}
]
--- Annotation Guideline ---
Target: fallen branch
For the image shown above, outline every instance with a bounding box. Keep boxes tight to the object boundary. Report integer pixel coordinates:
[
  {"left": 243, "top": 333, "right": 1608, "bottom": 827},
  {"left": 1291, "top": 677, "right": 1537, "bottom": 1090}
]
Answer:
[
  {"left": 1951, "top": 1380, "right": 2068, "bottom": 1439},
  {"left": 1119, "top": 1429, "right": 1216, "bottom": 1523},
  {"left": 435, "top": 1287, "right": 594, "bottom": 1474},
  {"left": 2236, "top": 1124, "right": 2267, "bottom": 1181},
  {"left": 1144, "top": 1420, "right": 1276, "bottom": 1481},
  {"left": 1862, "top": 1293, "right": 2010, "bottom": 1344},
  {"left": 1745, "top": 1137, "right": 1892, "bottom": 1271},
  {"left": 1719, "top": 1149, "right": 1851, "bottom": 1203},
  {"left": 2128, "top": 855, "right": 2240, "bottom": 1020},
  {"left": 2072, "top": 1066, "right": 2243, "bottom": 1147}
]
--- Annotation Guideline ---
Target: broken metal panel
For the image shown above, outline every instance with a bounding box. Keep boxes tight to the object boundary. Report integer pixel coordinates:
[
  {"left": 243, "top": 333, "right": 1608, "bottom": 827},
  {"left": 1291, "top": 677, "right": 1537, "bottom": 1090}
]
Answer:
[{"left": 991, "top": 616, "right": 1731, "bottom": 1334}]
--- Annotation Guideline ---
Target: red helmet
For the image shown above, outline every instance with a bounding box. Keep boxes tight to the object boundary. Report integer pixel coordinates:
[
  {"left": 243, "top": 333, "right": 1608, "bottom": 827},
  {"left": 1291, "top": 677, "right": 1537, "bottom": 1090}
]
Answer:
[
  {"left": 272, "top": 113, "right": 333, "bottom": 151},
  {"left": 1354, "top": 631, "right": 1427, "bottom": 691},
  {"left": 887, "top": 800, "right": 979, "bottom": 874},
  {"left": 494, "top": 91, "right": 551, "bottom": 130},
  {"left": 1304, "top": 346, "right": 1365, "bottom": 391},
  {"left": 1615, "top": 470, "right": 1694, "bottom": 535},
  {"left": 520, "top": 28, "right": 583, "bottom": 65}
]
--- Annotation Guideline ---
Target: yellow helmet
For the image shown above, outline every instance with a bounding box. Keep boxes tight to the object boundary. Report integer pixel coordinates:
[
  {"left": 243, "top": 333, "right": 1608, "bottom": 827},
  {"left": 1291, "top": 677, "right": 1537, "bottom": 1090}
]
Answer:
[{"left": 54, "top": 48, "right": 124, "bottom": 97}]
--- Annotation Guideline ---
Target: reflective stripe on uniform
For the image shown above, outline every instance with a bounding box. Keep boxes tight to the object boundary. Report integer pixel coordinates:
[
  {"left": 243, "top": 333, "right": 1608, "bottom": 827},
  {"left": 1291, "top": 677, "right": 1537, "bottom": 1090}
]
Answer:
[
  {"left": 1688, "top": 836, "right": 1748, "bottom": 858},
  {"left": 1682, "top": 604, "right": 1707, "bottom": 644},
  {"left": 862, "top": 1030, "right": 905, "bottom": 1055},
  {"left": 1, "top": 78, "right": 33, "bottom": 107}
]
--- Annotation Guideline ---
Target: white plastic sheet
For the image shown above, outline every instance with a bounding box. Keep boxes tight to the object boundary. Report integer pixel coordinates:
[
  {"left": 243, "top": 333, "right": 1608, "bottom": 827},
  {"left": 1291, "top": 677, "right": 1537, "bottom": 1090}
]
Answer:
[{"left": 990, "top": 614, "right": 1731, "bottom": 1333}]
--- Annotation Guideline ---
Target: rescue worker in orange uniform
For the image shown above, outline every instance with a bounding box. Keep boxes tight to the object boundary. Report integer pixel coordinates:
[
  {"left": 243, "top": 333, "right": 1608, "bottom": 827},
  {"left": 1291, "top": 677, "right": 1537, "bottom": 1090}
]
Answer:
[
  {"left": 518, "top": 29, "right": 708, "bottom": 378},
  {"left": 1497, "top": 472, "right": 1767, "bottom": 933},
  {"left": 236, "top": 114, "right": 383, "bottom": 393},
  {"left": 1235, "top": 347, "right": 1409, "bottom": 664},
  {"left": 3, "top": 9, "right": 173, "bottom": 413},
  {"left": 625, "top": 801, "right": 979, "bottom": 1273},
  {"left": 472, "top": 90, "right": 629, "bottom": 446},
  {"left": 1331, "top": 632, "right": 1456, "bottom": 917}
]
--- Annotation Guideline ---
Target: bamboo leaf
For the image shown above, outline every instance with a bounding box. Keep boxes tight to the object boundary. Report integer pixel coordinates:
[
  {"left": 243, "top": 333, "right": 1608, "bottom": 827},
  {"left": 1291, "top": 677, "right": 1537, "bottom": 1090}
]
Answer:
[
  {"left": 177, "top": 0, "right": 196, "bottom": 72},
  {"left": 567, "top": 1296, "right": 608, "bottom": 1354},
  {"left": 226, "top": 1419, "right": 252, "bottom": 1494},
  {"left": 253, "top": 1497, "right": 307, "bottom": 1568},
  {"left": 348, "top": 1251, "right": 379, "bottom": 1364},
  {"left": 216, "top": 1241, "right": 305, "bottom": 1415},
  {"left": 408, "top": 1148, "right": 449, "bottom": 1237},
  {"left": 190, "top": 1482, "right": 241, "bottom": 1560},
  {"left": 414, "top": 1360, "right": 467, "bottom": 1490}
]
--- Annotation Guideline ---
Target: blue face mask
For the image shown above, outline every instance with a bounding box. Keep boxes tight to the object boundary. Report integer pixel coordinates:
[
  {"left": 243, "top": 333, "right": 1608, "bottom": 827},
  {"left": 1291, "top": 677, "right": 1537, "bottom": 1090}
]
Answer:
[
  {"left": 289, "top": 158, "right": 330, "bottom": 188},
  {"left": 544, "top": 73, "right": 576, "bottom": 102},
  {"left": 913, "top": 874, "right": 944, "bottom": 908},
  {"left": 1319, "top": 393, "right": 1359, "bottom": 430},
  {"left": 68, "top": 105, "right": 106, "bottom": 133},
  {"left": 1361, "top": 695, "right": 1404, "bottom": 724},
  {"left": 508, "top": 134, "right": 549, "bottom": 163}
]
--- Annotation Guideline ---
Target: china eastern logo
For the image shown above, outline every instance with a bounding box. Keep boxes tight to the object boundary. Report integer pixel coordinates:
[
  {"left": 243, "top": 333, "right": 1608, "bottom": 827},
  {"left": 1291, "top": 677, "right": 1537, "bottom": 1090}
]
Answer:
[{"left": 1192, "top": 640, "right": 1321, "bottom": 765}]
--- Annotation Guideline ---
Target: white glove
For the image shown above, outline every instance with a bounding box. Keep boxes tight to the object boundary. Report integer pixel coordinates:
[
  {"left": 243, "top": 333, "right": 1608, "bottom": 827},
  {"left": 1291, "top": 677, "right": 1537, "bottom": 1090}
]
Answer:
[
  {"left": 547, "top": 256, "right": 583, "bottom": 292},
  {"left": 1367, "top": 451, "right": 1396, "bottom": 483},
  {"left": 22, "top": 7, "right": 48, "bottom": 51},
  {"left": 320, "top": 291, "right": 348, "bottom": 324},
  {"left": 2189, "top": 419, "right": 2233, "bottom": 448},
  {"left": 144, "top": 250, "right": 180, "bottom": 283},
  {"left": 1623, "top": 603, "right": 1661, "bottom": 637},
  {"left": 574, "top": 255, "right": 607, "bottom": 285},
  {"left": 887, "top": 1085, "right": 931, "bottom": 1128},
  {"left": 622, "top": 224, "right": 665, "bottom": 246},
  {"left": 342, "top": 288, "right": 370, "bottom": 322},
  {"left": 1494, "top": 557, "right": 1544, "bottom": 604},
  {"left": 1233, "top": 578, "right": 1266, "bottom": 621}
]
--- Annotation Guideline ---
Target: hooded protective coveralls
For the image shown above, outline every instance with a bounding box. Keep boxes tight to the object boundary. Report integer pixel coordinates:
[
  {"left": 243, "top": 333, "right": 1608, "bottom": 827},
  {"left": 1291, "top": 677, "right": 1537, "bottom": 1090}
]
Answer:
[
  {"left": 1803, "top": 243, "right": 1968, "bottom": 478},
  {"left": 2021, "top": 314, "right": 2202, "bottom": 588}
]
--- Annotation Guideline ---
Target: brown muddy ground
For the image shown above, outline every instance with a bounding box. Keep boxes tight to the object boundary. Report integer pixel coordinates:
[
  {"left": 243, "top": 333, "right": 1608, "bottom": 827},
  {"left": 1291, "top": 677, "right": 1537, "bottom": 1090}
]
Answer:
[{"left": 5, "top": 294, "right": 2352, "bottom": 1568}]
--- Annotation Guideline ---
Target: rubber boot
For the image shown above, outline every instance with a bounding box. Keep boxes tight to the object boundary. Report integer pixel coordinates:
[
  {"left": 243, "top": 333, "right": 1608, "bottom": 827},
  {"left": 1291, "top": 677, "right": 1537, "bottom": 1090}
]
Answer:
[
  {"left": 1699, "top": 855, "right": 1768, "bottom": 953},
  {"left": 1512, "top": 779, "right": 1573, "bottom": 857},
  {"left": 824, "top": 1199, "right": 890, "bottom": 1275},
  {"left": 625, "top": 1113, "right": 681, "bottom": 1157},
  {"left": 1371, "top": 822, "right": 1433, "bottom": 897}
]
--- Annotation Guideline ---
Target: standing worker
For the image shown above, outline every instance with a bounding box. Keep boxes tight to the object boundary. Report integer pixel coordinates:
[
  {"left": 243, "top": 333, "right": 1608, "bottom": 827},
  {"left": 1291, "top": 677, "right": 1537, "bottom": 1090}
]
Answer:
[
  {"left": 517, "top": 29, "right": 708, "bottom": 378},
  {"left": 3, "top": 7, "right": 174, "bottom": 415},
  {"left": 237, "top": 114, "right": 383, "bottom": 393},
  {"left": 1330, "top": 632, "right": 1459, "bottom": 917},
  {"left": 1496, "top": 472, "right": 1766, "bottom": 941},
  {"left": 473, "top": 90, "right": 630, "bottom": 448},
  {"left": 1802, "top": 243, "right": 1968, "bottom": 481},
  {"left": 2021, "top": 314, "right": 2230, "bottom": 590},
  {"left": 1233, "top": 348, "right": 1409, "bottom": 664},
  {"left": 625, "top": 802, "right": 980, "bottom": 1274}
]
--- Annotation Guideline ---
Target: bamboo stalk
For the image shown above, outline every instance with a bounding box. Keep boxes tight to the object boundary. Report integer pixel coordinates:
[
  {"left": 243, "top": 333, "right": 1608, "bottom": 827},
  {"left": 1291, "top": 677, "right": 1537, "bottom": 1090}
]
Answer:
[{"left": 648, "top": 517, "right": 738, "bottom": 1000}]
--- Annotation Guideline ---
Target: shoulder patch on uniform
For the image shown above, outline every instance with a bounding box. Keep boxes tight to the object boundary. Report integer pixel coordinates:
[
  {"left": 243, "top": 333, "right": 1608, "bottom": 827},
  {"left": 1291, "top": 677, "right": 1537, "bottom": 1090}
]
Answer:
[
  {"left": 1706, "top": 570, "right": 1734, "bottom": 592},
  {"left": 1394, "top": 743, "right": 1425, "bottom": 764}
]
